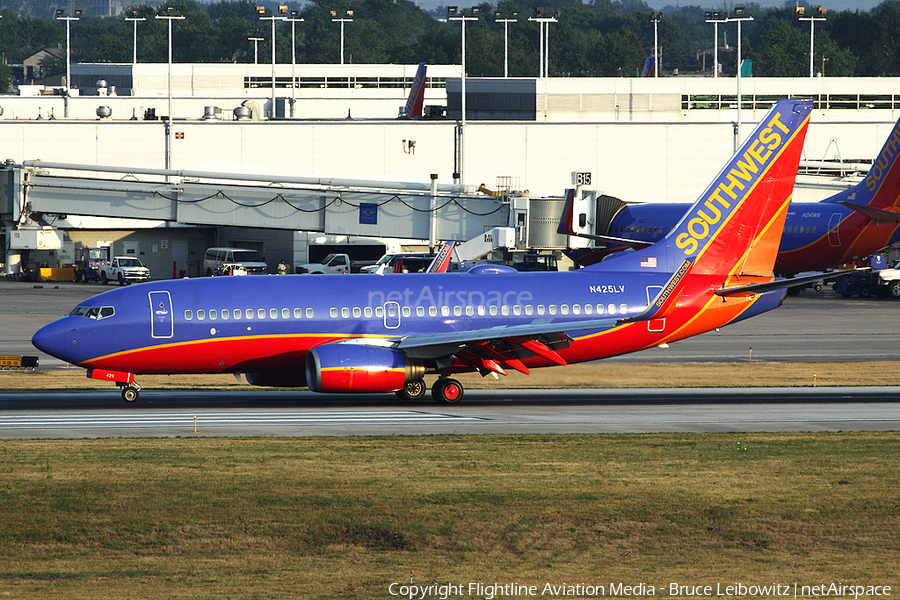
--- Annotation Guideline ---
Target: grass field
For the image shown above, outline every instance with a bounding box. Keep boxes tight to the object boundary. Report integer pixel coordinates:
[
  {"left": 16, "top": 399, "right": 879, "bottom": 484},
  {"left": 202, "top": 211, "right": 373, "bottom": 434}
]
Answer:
[{"left": 1, "top": 434, "right": 898, "bottom": 599}]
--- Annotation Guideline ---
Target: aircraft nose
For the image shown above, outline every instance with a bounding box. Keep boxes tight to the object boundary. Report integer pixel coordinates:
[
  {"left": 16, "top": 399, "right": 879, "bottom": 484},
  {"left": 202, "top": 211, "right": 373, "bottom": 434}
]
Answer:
[{"left": 32, "top": 318, "right": 76, "bottom": 363}]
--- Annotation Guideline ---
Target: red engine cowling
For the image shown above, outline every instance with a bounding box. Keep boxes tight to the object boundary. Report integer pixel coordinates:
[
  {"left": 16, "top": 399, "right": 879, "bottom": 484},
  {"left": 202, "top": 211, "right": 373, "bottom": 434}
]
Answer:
[{"left": 305, "top": 344, "right": 425, "bottom": 393}]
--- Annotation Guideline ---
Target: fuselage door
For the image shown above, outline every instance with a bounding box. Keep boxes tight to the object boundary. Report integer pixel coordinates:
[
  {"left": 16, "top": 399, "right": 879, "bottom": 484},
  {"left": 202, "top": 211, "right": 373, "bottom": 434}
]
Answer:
[
  {"left": 383, "top": 301, "right": 401, "bottom": 329},
  {"left": 149, "top": 291, "right": 174, "bottom": 339},
  {"left": 828, "top": 213, "right": 842, "bottom": 247},
  {"left": 646, "top": 285, "right": 665, "bottom": 332}
]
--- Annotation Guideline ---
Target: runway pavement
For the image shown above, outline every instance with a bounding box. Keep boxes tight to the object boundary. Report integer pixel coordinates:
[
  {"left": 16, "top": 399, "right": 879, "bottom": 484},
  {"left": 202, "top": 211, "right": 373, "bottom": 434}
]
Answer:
[{"left": 1, "top": 387, "right": 898, "bottom": 438}]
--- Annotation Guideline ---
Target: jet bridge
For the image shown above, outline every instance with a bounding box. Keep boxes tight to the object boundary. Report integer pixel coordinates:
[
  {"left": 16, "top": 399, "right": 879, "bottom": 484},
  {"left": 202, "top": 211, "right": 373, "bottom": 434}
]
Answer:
[{"left": 8, "top": 161, "right": 509, "bottom": 240}]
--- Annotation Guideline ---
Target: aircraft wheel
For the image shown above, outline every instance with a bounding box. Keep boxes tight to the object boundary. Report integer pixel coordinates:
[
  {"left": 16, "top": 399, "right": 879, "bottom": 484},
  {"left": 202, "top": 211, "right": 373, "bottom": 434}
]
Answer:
[
  {"left": 100, "top": 272, "right": 109, "bottom": 285},
  {"left": 432, "top": 378, "right": 464, "bottom": 404},
  {"left": 814, "top": 283, "right": 823, "bottom": 293},
  {"left": 859, "top": 285, "right": 872, "bottom": 298},
  {"left": 79, "top": 271, "right": 88, "bottom": 283},
  {"left": 122, "top": 386, "right": 139, "bottom": 403},
  {"left": 118, "top": 273, "right": 126, "bottom": 286},
  {"left": 395, "top": 378, "right": 427, "bottom": 401}
]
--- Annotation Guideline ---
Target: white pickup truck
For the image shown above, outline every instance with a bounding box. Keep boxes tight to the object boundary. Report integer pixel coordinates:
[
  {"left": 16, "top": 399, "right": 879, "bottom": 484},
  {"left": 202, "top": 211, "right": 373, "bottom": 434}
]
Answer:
[
  {"left": 876, "top": 262, "right": 900, "bottom": 298},
  {"left": 100, "top": 256, "right": 151, "bottom": 286},
  {"left": 295, "top": 253, "right": 351, "bottom": 275}
]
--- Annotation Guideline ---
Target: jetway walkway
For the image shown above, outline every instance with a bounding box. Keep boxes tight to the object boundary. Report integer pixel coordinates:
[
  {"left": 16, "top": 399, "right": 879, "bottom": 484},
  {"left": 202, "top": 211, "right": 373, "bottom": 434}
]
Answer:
[{"left": 5, "top": 161, "right": 511, "bottom": 243}]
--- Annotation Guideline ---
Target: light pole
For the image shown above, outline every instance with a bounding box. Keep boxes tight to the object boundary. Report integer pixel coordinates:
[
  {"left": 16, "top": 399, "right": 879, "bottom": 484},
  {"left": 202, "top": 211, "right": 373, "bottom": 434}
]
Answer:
[
  {"left": 726, "top": 6, "right": 753, "bottom": 150},
  {"left": 448, "top": 6, "right": 479, "bottom": 184},
  {"left": 528, "top": 8, "right": 558, "bottom": 78},
  {"left": 285, "top": 10, "right": 304, "bottom": 117},
  {"left": 124, "top": 11, "right": 146, "bottom": 65},
  {"left": 55, "top": 8, "right": 81, "bottom": 115},
  {"left": 330, "top": 10, "right": 353, "bottom": 65},
  {"left": 704, "top": 11, "right": 727, "bottom": 77},
  {"left": 257, "top": 5, "right": 286, "bottom": 120},
  {"left": 797, "top": 6, "right": 826, "bottom": 78},
  {"left": 495, "top": 12, "right": 517, "bottom": 78},
  {"left": 155, "top": 6, "right": 185, "bottom": 172},
  {"left": 650, "top": 12, "right": 663, "bottom": 77},
  {"left": 248, "top": 36, "right": 263, "bottom": 63}
]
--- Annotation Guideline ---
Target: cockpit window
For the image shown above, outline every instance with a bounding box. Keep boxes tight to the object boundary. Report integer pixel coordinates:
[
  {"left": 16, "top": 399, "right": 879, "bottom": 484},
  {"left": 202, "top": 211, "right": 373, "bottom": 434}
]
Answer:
[{"left": 68, "top": 305, "right": 115, "bottom": 320}]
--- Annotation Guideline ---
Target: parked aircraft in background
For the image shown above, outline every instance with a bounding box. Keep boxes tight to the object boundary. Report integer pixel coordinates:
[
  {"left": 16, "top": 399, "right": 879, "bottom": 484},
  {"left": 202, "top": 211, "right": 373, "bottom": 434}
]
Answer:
[
  {"left": 399, "top": 62, "right": 427, "bottom": 118},
  {"left": 33, "top": 100, "right": 815, "bottom": 404},
  {"left": 560, "top": 114, "right": 900, "bottom": 276}
]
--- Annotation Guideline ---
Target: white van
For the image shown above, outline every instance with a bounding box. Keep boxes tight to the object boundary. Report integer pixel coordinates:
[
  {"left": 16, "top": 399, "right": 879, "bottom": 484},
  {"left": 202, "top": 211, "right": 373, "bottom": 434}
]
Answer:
[{"left": 203, "top": 247, "right": 267, "bottom": 276}]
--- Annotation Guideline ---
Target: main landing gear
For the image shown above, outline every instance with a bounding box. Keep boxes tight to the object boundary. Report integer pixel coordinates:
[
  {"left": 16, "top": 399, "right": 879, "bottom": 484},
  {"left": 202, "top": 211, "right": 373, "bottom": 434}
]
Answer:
[{"left": 394, "top": 377, "right": 465, "bottom": 404}]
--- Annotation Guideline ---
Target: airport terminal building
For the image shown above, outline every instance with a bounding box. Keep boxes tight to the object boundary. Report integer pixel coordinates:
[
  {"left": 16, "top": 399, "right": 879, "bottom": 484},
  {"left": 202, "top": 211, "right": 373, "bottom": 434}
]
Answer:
[{"left": 2, "top": 63, "right": 899, "bottom": 277}]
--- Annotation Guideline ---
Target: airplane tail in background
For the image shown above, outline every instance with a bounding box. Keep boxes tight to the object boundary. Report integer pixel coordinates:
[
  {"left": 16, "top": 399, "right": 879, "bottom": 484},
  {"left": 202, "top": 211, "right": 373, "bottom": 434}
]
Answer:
[
  {"left": 641, "top": 56, "right": 655, "bottom": 77},
  {"left": 831, "top": 116, "right": 900, "bottom": 219},
  {"left": 426, "top": 241, "right": 455, "bottom": 273},
  {"left": 401, "top": 62, "right": 427, "bottom": 119},
  {"left": 593, "top": 99, "right": 812, "bottom": 283}
]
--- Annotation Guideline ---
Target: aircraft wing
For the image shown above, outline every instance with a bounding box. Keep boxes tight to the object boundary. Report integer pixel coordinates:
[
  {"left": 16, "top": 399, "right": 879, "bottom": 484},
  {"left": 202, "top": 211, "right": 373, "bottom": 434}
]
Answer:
[{"left": 393, "top": 317, "right": 621, "bottom": 374}]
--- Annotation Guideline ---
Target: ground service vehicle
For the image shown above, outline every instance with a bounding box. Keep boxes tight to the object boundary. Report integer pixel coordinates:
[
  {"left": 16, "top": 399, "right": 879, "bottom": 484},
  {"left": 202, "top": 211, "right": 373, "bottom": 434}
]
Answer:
[
  {"left": 203, "top": 248, "right": 267, "bottom": 276},
  {"left": 74, "top": 247, "right": 110, "bottom": 283},
  {"left": 100, "top": 257, "right": 151, "bottom": 286},
  {"left": 296, "top": 253, "right": 351, "bottom": 275}
]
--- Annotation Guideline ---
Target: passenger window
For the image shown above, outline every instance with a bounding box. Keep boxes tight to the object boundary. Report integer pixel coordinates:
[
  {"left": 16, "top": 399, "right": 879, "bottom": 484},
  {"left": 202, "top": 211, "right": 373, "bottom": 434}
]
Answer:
[
  {"left": 584, "top": 304, "right": 592, "bottom": 315},
  {"left": 429, "top": 306, "right": 437, "bottom": 317},
  {"left": 198, "top": 310, "right": 206, "bottom": 321},
  {"left": 341, "top": 307, "right": 350, "bottom": 318},
  {"left": 454, "top": 306, "right": 462, "bottom": 316},
  {"left": 608, "top": 304, "right": 616, "bottom": 315},
  {"left": 210, "top": 309, "right": 218, "bottom": 320},
  {"left": 306, "top": 308, "right": 314, "bottom": 318},
  {"left": 353, "top": 307, "right": 361, "bottom": 318},
  {"left": 416, "top": 306, "right": 425, "bottom": 317},
  {"left": 513, "top": 305, "right": 522, "bottom": 316},
  {"left": 596, "top": 304, "right": 604, "bottom": 315},
  {"left": 501, "top": 306, "right": 510, "bottom": 316},
  {"left": 282, "top": 308, "right": 290, "bottom": 319},
  {"left": 330, "top": 308, "right": 338, "bottom": 318},
  {"left": 184, "top": 310, "right": 193, "bottom": 320},
  {"left": 572, "top": 305, "right": 581, "bottom": 315},
  {"left": 258, "top": 309, "right": 266, "bottom": 319},
  {"left": 465, "top": 306, "right": 474, "bottom": 316},
  {"left": 270, "top": 309, "right": 278, "bottom": 319},
  {"left": 402, "top": 307, "right": 411, "bottom": 317},
  {"left": 489, "top": 306, "right": 498, "bottom": 316},
  {"left": 560, "top": 305, "right": 569, "bottom": 315},
  {"left": 537, "top": 305, "right": 545, "bottom": 315},
  {"left": 477, "top": 306, "right": 485, "bottom": 316},
  {"left": 365, "top": 307, "right": 373, "bottom": 318},
  {"left": 294, "top": 308, "right": 303, "bottom": 319},
  {"left": 245, "top": 309, "right": 254, "bottom": 319},
  {"left": 549, "top": 305, "right": 557, "bottom": 315},
  {"left": 221, "top": 310, "right": 230, "bottom": 320},
  {"left": 376, "top": 307, "right": 384, "bottom": 318},
  {"left": 441, "top": 306, "right": 449, "bottom": 317},
  {"left": 525, "top": 305, "right": 533, "bottom": 316},
  {"left": 233, "top": 309, "right": 242, "bottom": 320},
  {"left": 619, "top": 303, "right": 628, "bottom": 314}
]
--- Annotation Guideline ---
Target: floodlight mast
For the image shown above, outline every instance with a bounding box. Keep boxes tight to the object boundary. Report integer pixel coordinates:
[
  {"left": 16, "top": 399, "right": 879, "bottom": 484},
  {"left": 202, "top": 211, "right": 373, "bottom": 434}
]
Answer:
[
  {"left": 258, "top": 5, "right": 286, "bottom": 119},
  {"left": 797, "top": 6, "right": 826, "bottom": 78},
  {"left": 448, "top": 6, "right": 479, "bottom": 184},
  {"left": 154, "top": 6, "right": 185, "bottom": 174},
  {"left": 495, "top": 12, "right": 518, "bottom": 78},
  {"left": 125, "top": 12, "right": 146, "bottom": 65},
  {"left": 285, "top": 10, "right": 305, "bottom": 117},
  {"left": 56, "top": 9, "right": 81, "bottom": 116},
  {"left": 330, "top": 10, "right": 353, "bottom": 65},
  {"left": 727, "top": 6, "right": 753, "bottom": 150}
]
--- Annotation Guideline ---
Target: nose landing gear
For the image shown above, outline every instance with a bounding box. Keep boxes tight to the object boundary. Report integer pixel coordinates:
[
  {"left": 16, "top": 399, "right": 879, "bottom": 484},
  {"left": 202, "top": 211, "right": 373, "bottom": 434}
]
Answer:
[{"left": 87, "top": 368, "right": 141, "bottom": 403}]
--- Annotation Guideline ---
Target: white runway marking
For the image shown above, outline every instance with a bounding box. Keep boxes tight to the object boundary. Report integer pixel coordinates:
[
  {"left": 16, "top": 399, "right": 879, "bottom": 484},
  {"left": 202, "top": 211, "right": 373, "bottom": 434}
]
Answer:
[{"left": 0, "top": 410, "right": 485, "bottom": 430}]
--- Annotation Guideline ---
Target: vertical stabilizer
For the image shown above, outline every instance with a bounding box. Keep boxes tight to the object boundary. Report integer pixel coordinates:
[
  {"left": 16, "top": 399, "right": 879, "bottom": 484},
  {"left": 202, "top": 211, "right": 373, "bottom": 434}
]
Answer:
[
  {"left": 664, "top": 99, "right": 812, "bottom": 276},
  {"left": 834, "top": 116, "right": 900, "bottom": 211},
  {"left": 402, "top": 63, "right": 428, "bottom": 119}
]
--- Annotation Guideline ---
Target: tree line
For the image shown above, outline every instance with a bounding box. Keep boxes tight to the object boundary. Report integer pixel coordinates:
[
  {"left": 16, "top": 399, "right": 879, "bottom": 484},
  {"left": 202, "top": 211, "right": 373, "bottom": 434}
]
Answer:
[{"left": 2, "top": 0, "right": 900, "bottom": 87}]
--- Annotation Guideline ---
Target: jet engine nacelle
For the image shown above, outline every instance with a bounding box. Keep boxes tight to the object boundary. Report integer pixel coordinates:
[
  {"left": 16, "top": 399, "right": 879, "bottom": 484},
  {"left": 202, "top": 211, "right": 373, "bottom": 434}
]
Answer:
[{"left": 305, "top": 344, "right": 425, "bottom": 393}]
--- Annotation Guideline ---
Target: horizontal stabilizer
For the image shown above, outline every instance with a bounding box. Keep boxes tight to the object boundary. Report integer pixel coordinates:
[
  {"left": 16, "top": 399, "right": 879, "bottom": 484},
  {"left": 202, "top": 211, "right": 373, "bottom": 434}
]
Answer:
[
  {"left": 714, "top": 268, "right": 864, "bottom": 297},
  {"left": 838, "top": 201, "right": 900, "bottom": 224}
]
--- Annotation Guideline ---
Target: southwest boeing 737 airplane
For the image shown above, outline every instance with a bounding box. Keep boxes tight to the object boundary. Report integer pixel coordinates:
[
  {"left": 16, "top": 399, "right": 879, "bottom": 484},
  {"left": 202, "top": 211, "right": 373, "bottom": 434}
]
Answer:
[
  {"left": 560, "top": 114, "right": 900, "bottom": 276},
  {"left": 33, "top": 99, "right": 814, "bottom": 404}
]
